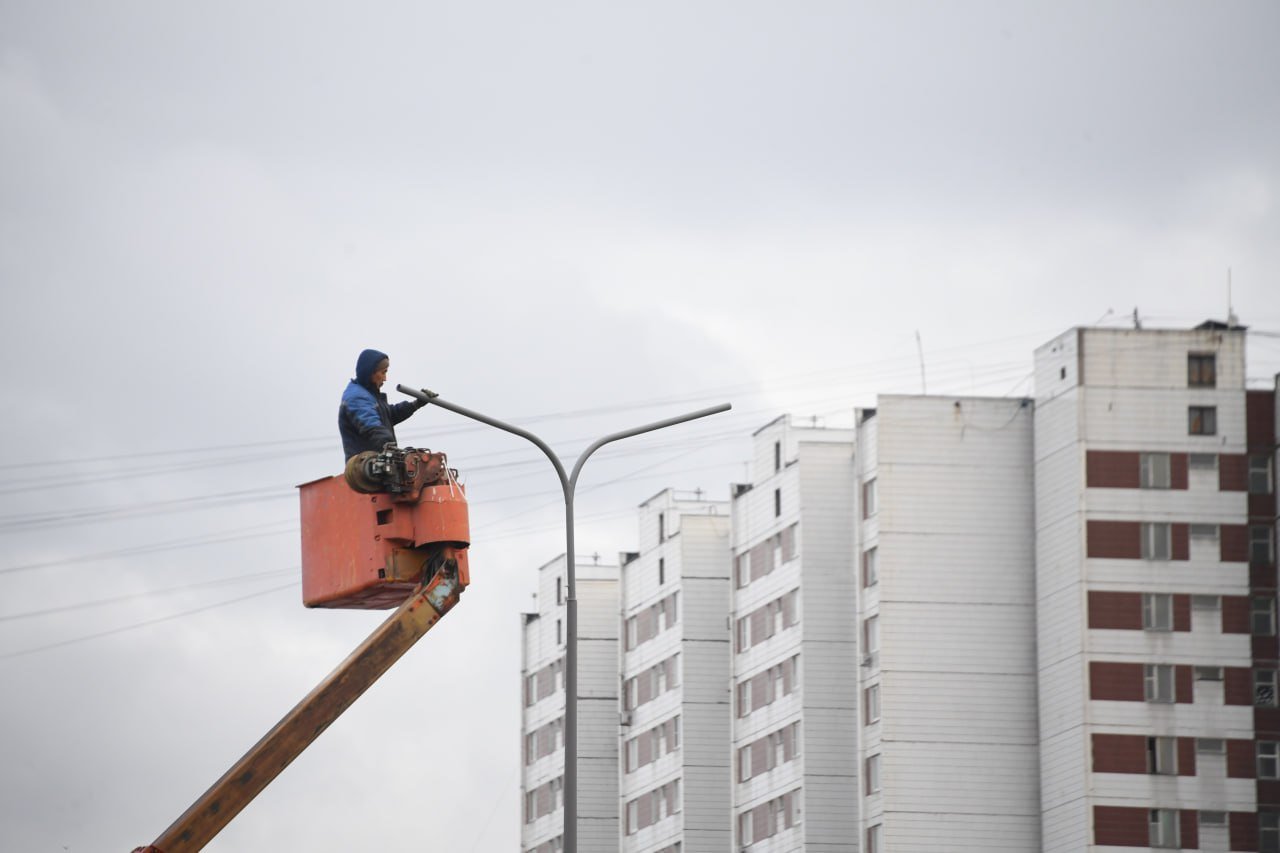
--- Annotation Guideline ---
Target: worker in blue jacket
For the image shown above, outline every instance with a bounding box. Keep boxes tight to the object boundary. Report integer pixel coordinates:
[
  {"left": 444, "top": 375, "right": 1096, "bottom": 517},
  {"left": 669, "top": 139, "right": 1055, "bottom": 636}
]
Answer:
[{"left": 338, "top": 349, "right": 429, "bottom": 461}]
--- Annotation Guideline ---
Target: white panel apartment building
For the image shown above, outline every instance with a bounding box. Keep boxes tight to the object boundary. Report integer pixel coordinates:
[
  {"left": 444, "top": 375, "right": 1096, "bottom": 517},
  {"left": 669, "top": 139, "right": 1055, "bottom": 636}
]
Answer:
[
  {"left": 521, "top": 555, "right": 621, "bottom": 853},
  {"left": 1034, "top": 323, "right": 1278, "bottom": 852},
  {"left": 618, "top": 489, "right": 732, "bottom": 853},
  {"left": 730, "top": 417, "right": 859, "bottom": 852},
  {"left": 853, "top": 395, "right": 1042, "bottom": 852}
]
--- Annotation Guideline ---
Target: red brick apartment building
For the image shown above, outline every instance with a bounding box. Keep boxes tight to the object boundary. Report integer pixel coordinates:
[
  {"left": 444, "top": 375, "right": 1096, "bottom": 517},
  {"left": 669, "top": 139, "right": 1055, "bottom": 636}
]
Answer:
[{"left": 1035, "top": 322, "right": 1278, "bottom": 852}]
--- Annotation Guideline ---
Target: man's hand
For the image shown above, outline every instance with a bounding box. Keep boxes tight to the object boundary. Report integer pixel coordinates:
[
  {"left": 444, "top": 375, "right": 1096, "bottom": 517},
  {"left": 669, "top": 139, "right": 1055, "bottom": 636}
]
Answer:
[{"left": 414, "top": 387, "right": 439, "bottom": 408}]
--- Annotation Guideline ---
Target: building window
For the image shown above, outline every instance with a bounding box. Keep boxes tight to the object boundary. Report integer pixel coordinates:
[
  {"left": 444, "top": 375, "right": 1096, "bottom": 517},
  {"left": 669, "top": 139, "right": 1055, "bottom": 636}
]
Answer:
[
  {"left": 1190, "top": 523, "right": 1219, "bottom": 542},
  {"left": 1259, "top": 742, "right": 1280, "bottom": 780},
  {"left": 774, "top": 440, "right": 781, "bottom": 472},
  {"left": 863, "top": 615, "right": 879, "bottom": 667},
  {"left": 1257, "top": 669, "right": 1278, "bottom": 707},
  {"left": 1262, "top": 812, "right": 1280, "bottom": 853},
  {"left": 1150, "top": 808, "right": 1180, "bottom": 848},
  {"left": 1197, "top": 738, "right": 1226, "bottom": 755},
  {"left": 863, "top": 547, "right": 878, "bottom": 587},
  {"left": 1189, "top": 452, "right": 1218, "bottom": 470},
  {"left": 863, "top": 477, "right": 878, "bottom": 517},
  {"left": 1145, "top": 664, "right": 1175, "bottom": 703},
  {"left": 1252, "top": 526, "right": 1276, "bottom": 564},
  {"left": 1251, "top": 455, "right": 1275, "bottom": 494},
  {"left": 1143, "top": 593, "right": 1174, "bottom": 631},
  {"left": 1188, "top": 353, "right": 1217, "bottom": 387},
  {"left": 556, "top": 619, "right": 562, "bottom": 646},
  {"left": 658, "top": 557, "right": 665, "bottom": 585},
  {"left": 556, "top": 576, "right": 563, "bottom": 605},
  {"left": 1148, "top": 736, "right": 1177, "bottom": 775},
  {"left": 738, "top": 811, "right": 752, "bottom": 846},
  {"left": 1201, "top": 811, "right": 1228, "bottom": 828},
  {"left": 1194, "top": 666, "right": 1224, "bottom": 682},
  {"left": 1142, "top": 522, "right": 1172, "bottom": 561},
  {"left": 867, "top": 824, "right": 882, "bottom": 853},
  {"left": 774, "top": 488, "right": 781, "bottom": 518},
  {"left": 865, "top": 683, "right": 881, "bottom": 724},
  {"left": 865, "top": 754, "right": 881, "bottom": 794},
  {"left": 1191, "top": 595, "right": 1221, "bottom": 612},
  {"left": 1254, "top": 597, "right": 1277, "bottom": 636},
  {"left": 1189, "top": 405, "right": 1217, "bottom": 435},
  {"left": 1140, "top": 453, "right": 1172, "bottom": 489},
  {"left": 658, "top": 512, "right": 665, "bottom": 542}
]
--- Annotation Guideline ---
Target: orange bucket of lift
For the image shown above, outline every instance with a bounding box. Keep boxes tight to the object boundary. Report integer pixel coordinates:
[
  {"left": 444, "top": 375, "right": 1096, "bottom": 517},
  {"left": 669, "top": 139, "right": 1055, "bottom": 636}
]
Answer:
[{"left": 298, "top": 466, "right": 470, "bottom": 609}]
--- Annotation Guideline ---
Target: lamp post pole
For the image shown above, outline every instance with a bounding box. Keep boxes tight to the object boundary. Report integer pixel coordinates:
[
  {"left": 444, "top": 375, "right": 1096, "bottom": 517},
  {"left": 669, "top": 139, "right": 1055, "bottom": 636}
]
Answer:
[{"left": 397, "top": 385, "right": 730, "bottom": 853}]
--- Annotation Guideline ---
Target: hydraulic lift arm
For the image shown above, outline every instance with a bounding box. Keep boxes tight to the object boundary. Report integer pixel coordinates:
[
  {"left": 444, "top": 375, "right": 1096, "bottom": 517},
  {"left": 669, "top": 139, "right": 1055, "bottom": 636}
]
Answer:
[
  {"left": 133, "top": 558, "right": 465, "bottom": 850},
  {"left": 134, "top": 562, "right": 466, "bottom": 853}
]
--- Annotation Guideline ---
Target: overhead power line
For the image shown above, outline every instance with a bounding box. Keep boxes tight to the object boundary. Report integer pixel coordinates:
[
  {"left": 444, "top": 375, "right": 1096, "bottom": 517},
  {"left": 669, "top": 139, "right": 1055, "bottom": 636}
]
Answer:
[{"left": 0, "top": 581, "right": 298, "bottom": 662}]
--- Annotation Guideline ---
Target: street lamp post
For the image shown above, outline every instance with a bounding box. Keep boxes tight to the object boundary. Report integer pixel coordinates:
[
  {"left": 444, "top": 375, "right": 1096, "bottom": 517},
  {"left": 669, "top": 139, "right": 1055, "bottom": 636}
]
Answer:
[{"left": 397, "top": 385, "right": 730, "bottom": 853}]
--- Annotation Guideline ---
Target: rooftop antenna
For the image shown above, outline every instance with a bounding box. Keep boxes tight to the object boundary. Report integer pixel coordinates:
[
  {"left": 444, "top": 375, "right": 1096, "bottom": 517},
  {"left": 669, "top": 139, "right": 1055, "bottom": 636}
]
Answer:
[
  {"left": 915, "top": 330, "right": 928, "bottom": 394},
  {"left": 1132, "top": 307, "right": 1142, "bottom": 330},
  {"left": 1228, "top": 267, "right": 1239, "bottom": 327}
]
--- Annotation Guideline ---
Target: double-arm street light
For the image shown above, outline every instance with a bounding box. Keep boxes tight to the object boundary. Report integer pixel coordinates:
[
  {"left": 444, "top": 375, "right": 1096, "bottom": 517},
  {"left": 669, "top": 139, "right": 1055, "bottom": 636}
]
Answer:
[{"left": 398, "top": 385, "right": 730, "bottom": 853}]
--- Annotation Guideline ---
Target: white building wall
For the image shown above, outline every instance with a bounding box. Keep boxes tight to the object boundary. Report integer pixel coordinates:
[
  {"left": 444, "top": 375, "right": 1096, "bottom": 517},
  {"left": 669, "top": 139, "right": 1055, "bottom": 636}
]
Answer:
[{"left": 859, "top": 395, "right": 1040, "bottom": 852}]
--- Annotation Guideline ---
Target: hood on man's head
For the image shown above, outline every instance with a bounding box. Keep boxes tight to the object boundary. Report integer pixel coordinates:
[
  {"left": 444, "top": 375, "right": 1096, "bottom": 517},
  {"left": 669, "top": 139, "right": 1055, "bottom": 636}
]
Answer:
[{"left": 355, "top": 349, "right": 389, "bottom": 387}]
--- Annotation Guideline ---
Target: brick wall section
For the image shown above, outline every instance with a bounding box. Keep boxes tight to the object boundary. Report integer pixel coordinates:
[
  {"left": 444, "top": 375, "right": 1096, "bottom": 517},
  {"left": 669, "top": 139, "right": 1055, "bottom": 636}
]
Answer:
[
  {"left": 1228, "top": 740, "right": 1256, "bottom": 778},
  {"left": 1254, "top": 635, "right": 1279, "bottom": 660},
  {"left": 1092, "top": 733, "right": 1148, "bottom": 773},
  {"left": 1258, "top": 780, "right": 1280, "bottom": 806},
  {"left": 1175, "top": 594, "right": 1192, "bottom": 631},
  {"left": 1087, "top": 450, "right": 1141, "bottom": 488},
  {"left": 1171, "top": 452, "right": 1189, "bottom": 489},
  {"left": 1224, "top": 597, "right": 1253, "bottom": 633},
  {"left": 1223, "top": 525, "right": 1250, "bottom": 563},
  {"left": 1091, "top": 662, "right": 1146, "bottom": 701},
  {"left": 1225, "top": 668, "right": 1255, "bottom": 705},
  {"left": 1180, "top": 808, "right": 1200, "bottom": 849},
  {"left": 1173, "top": 523, "right": 1191, "bottom": 560},
  {"left": 1247, "top": 390, "right": 1276, "bottom": 450},
  {"left": 1221, "top": 454, "right": 1249, "bottom": 491},
  {"left": 1257, "top": 708, "right": 1280, "bottom": 734},
  {"left": 1180, "top": 737, "right": 1198, "bottom": 777},
  {"left": 1088, "top": 591, "right": 1144, "bottom": 630},
  {"left": 1178, "top": 665, "right": 1194, "bottom": 703},
  {"left": 1088, "top": 521, "right": 1142, "bottom": 559},
  {"left": 1230, "top": 810, "right": 1258, "bottom": 850},
  {"left": 1094, "top": 805, "right": 1149, "bottom": 846},
  {"left": 1251, "top": 493, "right": 1278, "bottom": 519}
]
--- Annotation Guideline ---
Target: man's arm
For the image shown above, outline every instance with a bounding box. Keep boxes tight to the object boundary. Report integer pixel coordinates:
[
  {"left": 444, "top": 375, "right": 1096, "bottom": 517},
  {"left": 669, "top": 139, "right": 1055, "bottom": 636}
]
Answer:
[{"left": 343, "top": 389, "right": 396, "bottom": 447}]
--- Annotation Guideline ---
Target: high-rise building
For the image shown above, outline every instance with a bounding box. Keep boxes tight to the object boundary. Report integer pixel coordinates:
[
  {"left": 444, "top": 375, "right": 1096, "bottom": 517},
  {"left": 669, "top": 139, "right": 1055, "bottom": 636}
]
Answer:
[
  {"left": 521, "top": 555, "right": 621, "bottom": 853},
  {"left": 1033, "top": 323, "right": 1278, "bottom": 851},
  {"left": 730, "top": 417, "right": 859, "bottom": 851},
  {"left": 618, "top": 488, "right": 732, "bottom": 853},
  {"left": 852, "top": 395, "right": 1041, "bottom": 852}
]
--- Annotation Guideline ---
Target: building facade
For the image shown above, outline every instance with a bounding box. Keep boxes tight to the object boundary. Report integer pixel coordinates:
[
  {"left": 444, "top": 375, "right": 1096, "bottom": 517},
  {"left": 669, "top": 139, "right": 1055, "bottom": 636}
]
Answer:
[
  {"left": 618, "top": 488, "right": 733, "bottom": 853},
  {"left": 730, "top": 417, "right": 859, "bottom": 852},
  {"left": 521, "top": 555, "right": 621, "bottom": 853},
  {"left": 854, "top": 395, "right": 1042, "bottom": 852},
  {"left": 1034, "top": 324, "right": 1278, "bottom": 851}
]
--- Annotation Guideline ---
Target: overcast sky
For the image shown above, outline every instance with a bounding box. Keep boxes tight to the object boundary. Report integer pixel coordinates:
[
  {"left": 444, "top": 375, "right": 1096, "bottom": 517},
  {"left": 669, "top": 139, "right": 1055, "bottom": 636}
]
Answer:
[{"left": 2, "top": 2, "right": 1278, "bottom": 850}]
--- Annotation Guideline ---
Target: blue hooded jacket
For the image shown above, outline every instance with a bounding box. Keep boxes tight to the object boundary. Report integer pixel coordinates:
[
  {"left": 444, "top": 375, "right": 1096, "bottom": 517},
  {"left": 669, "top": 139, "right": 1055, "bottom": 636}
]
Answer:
[{"left": 338, "top": 348, "right": 421, "bottom": 461}]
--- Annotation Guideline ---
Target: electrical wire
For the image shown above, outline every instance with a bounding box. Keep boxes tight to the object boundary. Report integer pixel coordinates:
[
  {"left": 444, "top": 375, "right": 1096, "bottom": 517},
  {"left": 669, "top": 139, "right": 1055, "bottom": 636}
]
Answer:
[
  {"left": 0, "top": 569, "right": 296, "bottom": 623},
  {"left": 0, "top": 581, "right": 298, "bottom": 662}
]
